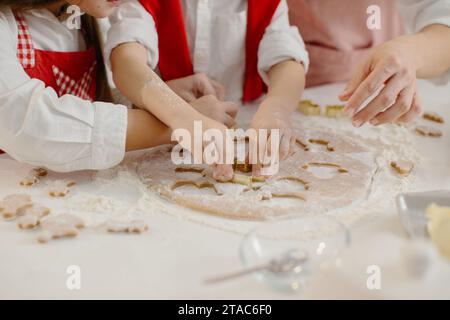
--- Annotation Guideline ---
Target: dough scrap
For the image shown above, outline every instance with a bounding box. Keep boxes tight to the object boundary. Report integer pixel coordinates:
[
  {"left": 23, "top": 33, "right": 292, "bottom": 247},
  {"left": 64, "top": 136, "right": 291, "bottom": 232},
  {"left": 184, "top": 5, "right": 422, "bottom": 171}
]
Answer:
[
  {"left": 295, "top": 138, "right": 310, "bottom": 151},
  {"left": 37, "top": 214, "right": 85, "bottom": 243},
  {"left": 0, "top": 194, "right": 33, "bottom": 220},
  {"left": 276, "top": 176, "right": 310, "bottom": 190},
  {"left": 415, "top": 126, "right": 442, "bottom": 138},
  {"left": 107, "top": 219, "right": 149, "bottom": 234},
  {"left": 20, "top": 168, "right": 48, "bottom": 187},
  {"left": 325, "top": 105, "right": 346, "bottom": 118},
  {"left": 423, "top": 112, "right": 444, "bottom": 124},
  {"left": 17, "top": 206, "right": 50, "bottom": 229},
  {"left": 298, "top": 100, "right": 321, "bottom": 116},
  {"left": 390, "top": 161, "right": 414, "bottom": 176},
  {"left": 171, "top": 179, "right": 223, "bottom": 195},
  {"left": 48, "top": 180, "right": 76, "bottom": 197}
]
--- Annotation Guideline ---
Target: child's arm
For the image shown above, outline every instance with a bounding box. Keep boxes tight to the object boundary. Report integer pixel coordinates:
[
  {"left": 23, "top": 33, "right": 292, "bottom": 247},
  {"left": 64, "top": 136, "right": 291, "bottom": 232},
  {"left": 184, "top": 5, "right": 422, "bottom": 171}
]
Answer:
[
  {"left": 110, "top": 42, "right": 234, "bottom": 181},
  {"left": 250, "top": 60, "right": 305, "bottom": 175}
]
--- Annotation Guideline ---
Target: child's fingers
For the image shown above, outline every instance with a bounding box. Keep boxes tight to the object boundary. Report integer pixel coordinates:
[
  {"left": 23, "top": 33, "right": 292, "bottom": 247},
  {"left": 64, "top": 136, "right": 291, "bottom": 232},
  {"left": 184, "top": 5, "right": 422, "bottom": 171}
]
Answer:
[
  {"left": 344, "top": 60, "right": 396, "bottom": 116},
  {"left": 351, "top": 73, "right": 406, "bottom": 127},
  {"left": 210, "top": 79, "right": 227, "bottom": 101},
  {"left": 370, "top": 84, "right": 415, "bottom": 125},
  {"left": 212, "top": 164, "right": 234, "bottom": 181},
  {"left": 223, "top": 101, "right": 239, "bottom": 118},
  {"left": 222, "top": 114, "right": 236, "bottom": 128},
  {"left": 279, "top": 133, "right": 291, "bottom": 160}
]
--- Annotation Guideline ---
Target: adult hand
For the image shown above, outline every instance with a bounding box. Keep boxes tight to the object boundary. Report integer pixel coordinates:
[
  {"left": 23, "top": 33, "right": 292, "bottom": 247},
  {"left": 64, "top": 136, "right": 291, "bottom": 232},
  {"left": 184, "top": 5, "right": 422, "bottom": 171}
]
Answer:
[
  {"left": 339, "top": 35, "right": 423, "bottom": 127},
  {"left": 167, "top": 73, "right": 226, "bottom": 102},
  {"left": 190, "top": 95, "right": 238, "bottom": 128}
]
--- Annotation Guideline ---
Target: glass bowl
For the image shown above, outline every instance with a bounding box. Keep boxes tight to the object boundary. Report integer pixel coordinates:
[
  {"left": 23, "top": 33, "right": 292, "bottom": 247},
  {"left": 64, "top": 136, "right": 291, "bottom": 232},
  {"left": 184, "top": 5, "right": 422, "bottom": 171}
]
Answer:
[{"left": 239, "top": 214, "right": 351, "bottom": 292}]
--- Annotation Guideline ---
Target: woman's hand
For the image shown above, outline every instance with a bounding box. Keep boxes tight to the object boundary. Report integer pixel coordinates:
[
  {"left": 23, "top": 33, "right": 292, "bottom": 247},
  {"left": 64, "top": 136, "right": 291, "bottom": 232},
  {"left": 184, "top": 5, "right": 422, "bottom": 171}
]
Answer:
[
  {"left": 190, "top": 95, "right": 238, "bottom": 128},
  {"left": 340, "top": 35, "right": 423, "bottom": 127},
  {"left": 167, "top": 73, "right": 226, "bottom": 102},
  {"left": 249, "top": 96, "right": 296, "bottom": 176}
]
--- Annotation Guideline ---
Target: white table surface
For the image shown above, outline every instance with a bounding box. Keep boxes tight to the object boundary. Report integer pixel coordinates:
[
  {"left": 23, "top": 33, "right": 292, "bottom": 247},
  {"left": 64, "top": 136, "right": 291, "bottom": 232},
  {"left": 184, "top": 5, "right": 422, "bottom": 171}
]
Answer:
[{"left": 1, "top": 81, "right": 450, "bottom": 300}]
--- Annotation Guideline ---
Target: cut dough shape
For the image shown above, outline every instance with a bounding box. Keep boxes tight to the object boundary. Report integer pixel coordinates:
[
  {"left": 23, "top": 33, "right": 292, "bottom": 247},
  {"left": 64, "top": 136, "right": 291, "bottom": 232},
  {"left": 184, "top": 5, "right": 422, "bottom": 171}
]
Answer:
[
  {"left": 174, "top": 166, "right": 206, "bottom": 175},
  {"left": 423, "top": 112, "right": 444, "bottom": 124},
  {"left": 298, "top": 100, "right": 321, "bottom": 116},
  {"left": 325, "top": 105, "right": 346, "bottom": 118},
  {"left": 390, "top": 161, "right": 414, "bottom": 176},
  {"left": 20, "top": 168, "right": 48, "bottom": 187},
  {"left": 48, "top": 180, "right": 76, "bottom": 197},
  {"left": 106, "top": 219, "right": 148, "bottom": 234},
  {"left": 309, "top": 139, "right": 335, "bottom": 152},
  {"left": 276, "top": 176, "right": 310, "bottom": 190},
  {"left": 137, "top": 129, "right": 376, "bottom": 220},
  {"left": 295, "top": 138, "right": 310, "bottom": 151},
  {"left": 415, "top": 126, "right": 442, "bottom": 138},
  {"left": 0, "top": 194, "right": 33, "bottom": 220},
  {"left": 17, "top": 206, "right": 50, "bottom": 229},
  {"left": 37, "top": 214, "right": 85, "bottom": 243},
  {"left": 171, "top": 179, "right": 223, "bottom": 196},
  {"left": 304, "top": 162, "right": 349, "bottom": 174},
  {"left": 270, "top": 192, "right": 306, "bottom": 202},
  {"left": 233, "top": 161, "right": 252, "bottom": 173}
]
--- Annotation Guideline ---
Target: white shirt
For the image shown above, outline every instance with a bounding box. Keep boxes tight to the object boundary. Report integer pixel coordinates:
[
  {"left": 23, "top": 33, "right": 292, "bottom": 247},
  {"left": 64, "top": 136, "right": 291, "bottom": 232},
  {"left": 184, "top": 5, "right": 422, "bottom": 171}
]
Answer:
[
  {"left": 397, "top": 0, "right": 450, "bottom": 84},
  {"left": 105, "top": 0, "right": 310, "bottom": 102},
  {"left": 0, "top": 8, "right": 128, "bottom": 172}
]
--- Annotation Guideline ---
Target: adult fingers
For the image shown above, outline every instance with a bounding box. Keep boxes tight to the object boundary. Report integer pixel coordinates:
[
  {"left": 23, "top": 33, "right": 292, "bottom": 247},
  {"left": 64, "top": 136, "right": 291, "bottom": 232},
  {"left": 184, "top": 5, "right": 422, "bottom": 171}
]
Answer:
[
  {"left": 339, "top": 61, "right": 369, "bottom": 101},
  {"left": 351, "top": 73, "right": 407, "bottom": 127},
  {"left": 210, "top": 79, "right": 227, "bottom": 101},
  {"left": 344, "top": 60, "right": 398, "bottom": 117},
  {"left": 370, "top": 83, "right": 415, "bottom": 125},
  {"left": 223, "top": 101, "right": 239, "bottom": 118},
  {"left": 396, "top": 93, "right": 422, "bottom": 123}
]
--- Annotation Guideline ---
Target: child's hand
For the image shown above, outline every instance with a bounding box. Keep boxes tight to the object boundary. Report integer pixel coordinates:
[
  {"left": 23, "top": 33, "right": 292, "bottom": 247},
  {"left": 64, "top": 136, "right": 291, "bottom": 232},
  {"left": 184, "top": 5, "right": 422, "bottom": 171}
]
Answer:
[
  {"left": 250, "top": 96, "right": 296, "bottom": 176},
  {"left": 167, "top": 73, "right": 226, "bottom": 102},
  {"left": 190, "top": 95, "right": 238, "bottom": 128},
  {"left": 173, "top": 111, "right": 234, "bottom": 182},
  {"left": 340, "top": 35, "right": 422, "bottom": 127}
]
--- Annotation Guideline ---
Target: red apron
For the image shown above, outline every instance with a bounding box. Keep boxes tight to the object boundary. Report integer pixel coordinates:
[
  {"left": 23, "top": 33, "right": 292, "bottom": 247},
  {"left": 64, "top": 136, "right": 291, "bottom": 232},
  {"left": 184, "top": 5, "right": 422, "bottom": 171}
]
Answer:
[
  {"left": 0, "top": 12, "right": 98, "bottom": 155},
  {"left": 139, "top": 0, "right": 280, "bottom": 103}
]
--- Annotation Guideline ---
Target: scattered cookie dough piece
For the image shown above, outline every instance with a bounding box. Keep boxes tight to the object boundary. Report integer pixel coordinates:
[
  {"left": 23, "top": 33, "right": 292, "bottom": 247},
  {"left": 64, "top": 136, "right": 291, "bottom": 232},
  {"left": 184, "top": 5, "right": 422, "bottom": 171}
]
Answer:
[
  {"left": 423, "top": 112, "right": 444, "bottom": 124},
  {"left": 277, "top": 176, "right": 310, "bottom": 190},
  {"left": 17, "top": 206, "right": 51, "bottom": 229},
  {"left": 325, "top": 105, "right": 346, "bottom": 118},
  {"left": 298, "top": 100, "right": 321, "bottom": 116},
  {"left": 171, "top": 179, "right": 223, "bottom": 195},
  {"left": 48, "top": 180, "right": 76, "bottom": 197},
  {"left": 308, "top": 139, "right": 335, "bottom": 152},
  {"left": 106, "top": 219, "right": 149, "bottom": 234},
  {"left": 37, "top": 214, "right": 85, "bottom": 243},
  {"left": 426, "top": 204, "right": 450, "bottom": 259},
  {"left": 0, "top": 194, "right": 33, "bottom": 220},
  {"left": 415, "top": 126, "right": 442, "bottom": 138},
  {"left": 20, "top": 168, "right": 48, "bottom": 187},
  {"left": 391, "top": 161, "right": 414, "bottom": 177},
  {"left": 233, "top": 161, "right": 252, "bottom": 173}
]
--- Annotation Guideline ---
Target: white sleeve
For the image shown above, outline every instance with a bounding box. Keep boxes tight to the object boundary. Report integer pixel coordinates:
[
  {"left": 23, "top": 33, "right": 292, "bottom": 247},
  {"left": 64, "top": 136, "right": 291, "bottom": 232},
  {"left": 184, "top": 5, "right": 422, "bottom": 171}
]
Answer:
[
  {"left": 396, "top": 0, "right": 450, "bottom": 85},
  {"left": 257, "top": 0, "right": 310, "bottom": 85},
  {"left": 0, "top": 9, "right": 128, "bottom": 172},
  {"left": 105, "top": 0, "right": 159, "bottom": 70}
]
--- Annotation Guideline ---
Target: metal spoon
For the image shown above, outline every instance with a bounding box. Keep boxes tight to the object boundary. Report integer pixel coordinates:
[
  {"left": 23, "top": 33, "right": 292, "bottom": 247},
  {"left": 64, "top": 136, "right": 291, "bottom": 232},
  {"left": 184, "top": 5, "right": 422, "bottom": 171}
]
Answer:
[{"left": 204, "top": 249, "right": 308, "bottom": 285}]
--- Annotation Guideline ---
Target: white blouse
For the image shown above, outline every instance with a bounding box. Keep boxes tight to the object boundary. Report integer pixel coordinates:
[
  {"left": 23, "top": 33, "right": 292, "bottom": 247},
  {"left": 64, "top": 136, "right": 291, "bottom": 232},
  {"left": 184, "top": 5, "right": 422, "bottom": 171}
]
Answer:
[
  {"left": 0, "top": 8, "right": 128, "bottom": 172},
  {"left": 397, "top": 0, "right": 450, "bottom": 84},
  {"left": 105, "top": 0, "right": 310, "bottom": 102}
]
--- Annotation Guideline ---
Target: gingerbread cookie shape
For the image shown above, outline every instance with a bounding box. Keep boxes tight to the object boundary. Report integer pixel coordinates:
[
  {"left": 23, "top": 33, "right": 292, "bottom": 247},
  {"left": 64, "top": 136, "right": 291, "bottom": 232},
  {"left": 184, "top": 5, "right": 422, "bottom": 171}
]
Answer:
[
  {"left": 0, "top": 194, "right": 33, "bottom": 220},
  {"left": 37, "top": 214, "right": 85, "bottom": 243},
  {"left": 48, "top": 180, "right": 76, "bottom": 197}
]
